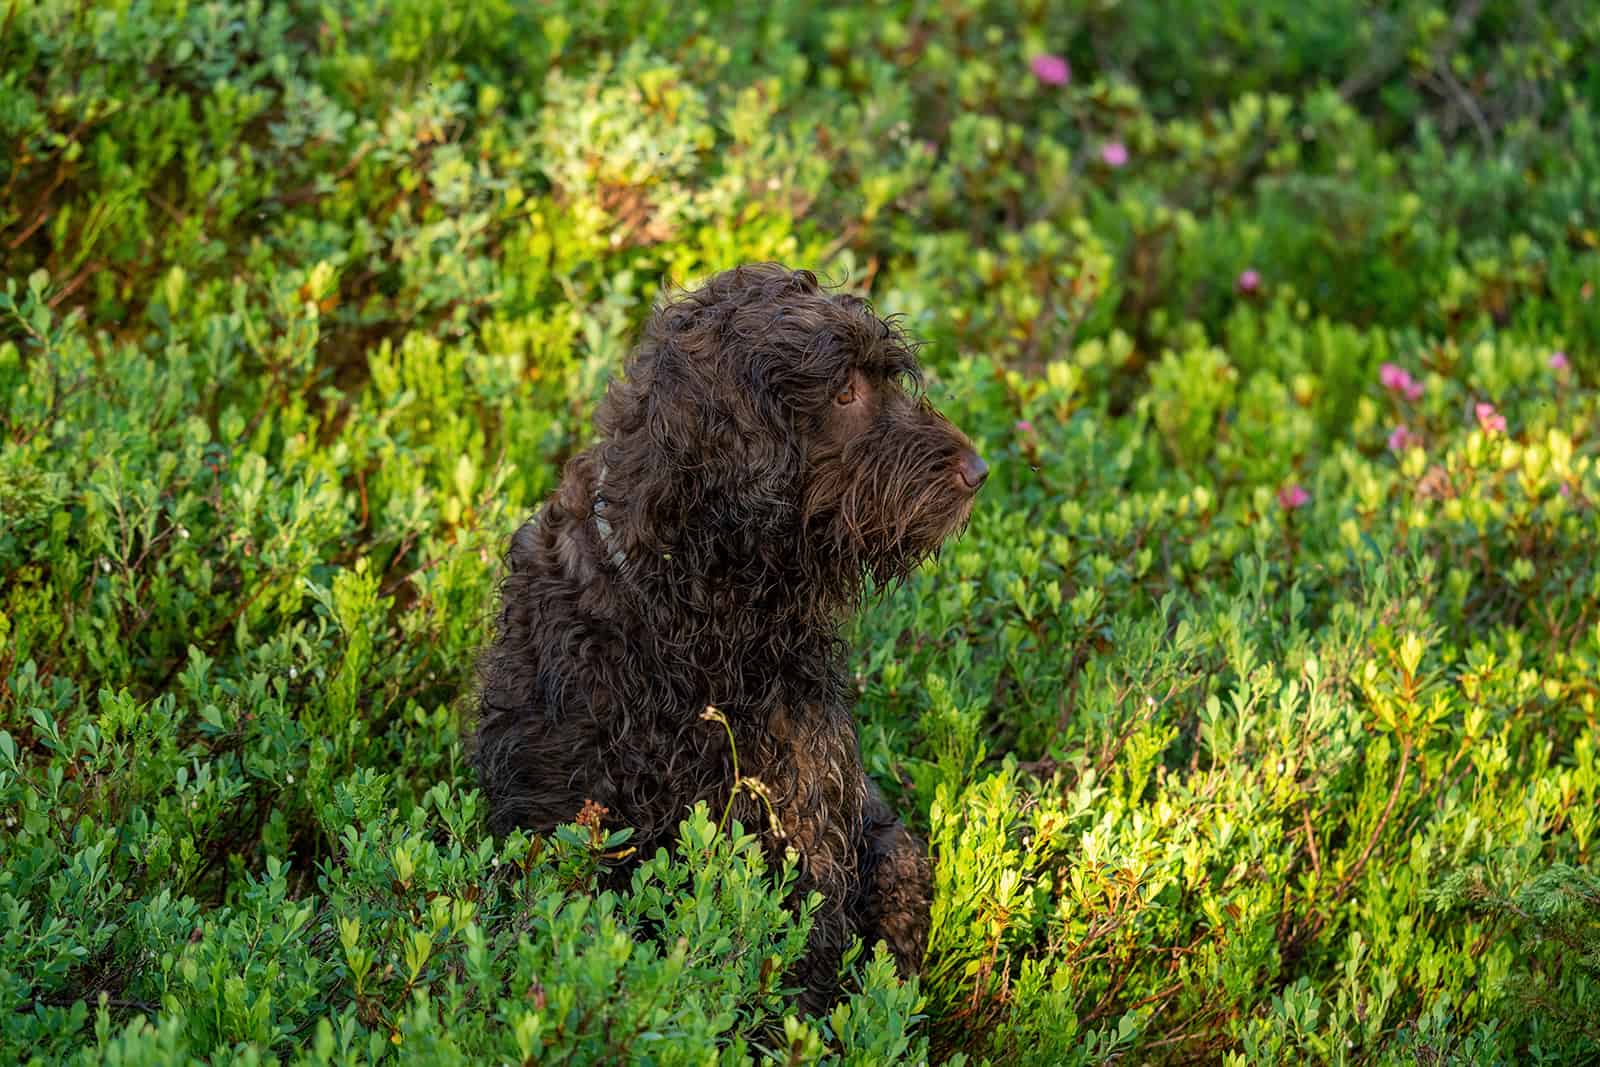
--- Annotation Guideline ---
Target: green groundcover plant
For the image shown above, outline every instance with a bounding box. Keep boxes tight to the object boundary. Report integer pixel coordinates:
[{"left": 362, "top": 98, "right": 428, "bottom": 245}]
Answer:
[{"left": 3, "top": 1, "right": 1600, "bottom": 1063}]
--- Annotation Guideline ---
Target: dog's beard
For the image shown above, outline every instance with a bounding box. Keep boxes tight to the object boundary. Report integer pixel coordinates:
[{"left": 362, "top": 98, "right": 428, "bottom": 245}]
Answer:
[
  {"left": 795, "top": 399, "right": 982, "bottom": 593},
  {"left": 867, "top": 491, "right": 974, "bottom": 585},
  {"left": 805, "top": 461, "right": 976, "bottom": 591}
]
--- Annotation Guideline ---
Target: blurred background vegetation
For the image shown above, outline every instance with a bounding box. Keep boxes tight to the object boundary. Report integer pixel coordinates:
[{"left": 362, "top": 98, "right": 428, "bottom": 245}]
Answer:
[{"left": 2, "top": 0, "right": 1599, "bottom": 1062}]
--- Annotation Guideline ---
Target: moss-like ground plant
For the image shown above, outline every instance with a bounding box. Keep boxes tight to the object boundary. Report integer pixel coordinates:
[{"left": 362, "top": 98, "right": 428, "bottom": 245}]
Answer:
[{"left": 2, "top": 1, "right": 1599, "bottom": 1063}]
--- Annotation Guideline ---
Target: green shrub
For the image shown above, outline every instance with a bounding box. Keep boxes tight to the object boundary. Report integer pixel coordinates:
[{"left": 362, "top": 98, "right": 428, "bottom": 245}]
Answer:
[{"left": 3, "top": 0, "right": 1599, "bottom": 1063}]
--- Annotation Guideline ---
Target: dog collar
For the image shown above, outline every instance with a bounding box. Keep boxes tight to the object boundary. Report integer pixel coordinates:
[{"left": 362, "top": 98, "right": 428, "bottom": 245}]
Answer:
[{"left": 592, "top": 464, "right": 629, "bottom": 570}]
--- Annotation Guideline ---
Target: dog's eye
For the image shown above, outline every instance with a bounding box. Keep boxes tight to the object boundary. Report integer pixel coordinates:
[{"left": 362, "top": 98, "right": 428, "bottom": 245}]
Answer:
[{"left": 834, "top": 380, "right": 858, "bottom": 406}]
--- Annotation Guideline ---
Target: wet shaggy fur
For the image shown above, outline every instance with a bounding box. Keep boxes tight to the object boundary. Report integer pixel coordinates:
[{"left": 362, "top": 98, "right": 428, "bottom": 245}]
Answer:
[{"left": 473, "top": 263, "right": 988, "bottom": 1009}]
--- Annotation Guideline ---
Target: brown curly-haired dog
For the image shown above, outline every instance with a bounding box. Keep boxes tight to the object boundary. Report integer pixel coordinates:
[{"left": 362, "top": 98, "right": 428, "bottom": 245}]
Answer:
[{"left": 473, "top": 263, "right": 987, "bottom": 1009}]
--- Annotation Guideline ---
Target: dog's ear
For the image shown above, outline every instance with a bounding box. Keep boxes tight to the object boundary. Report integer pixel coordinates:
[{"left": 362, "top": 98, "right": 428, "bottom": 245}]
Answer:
[
  {"left": 589, "top": 307, "right": 802, "bottom": 555},
  {"left": 648, "top": 344, "right": 799, "bottom": 515}
]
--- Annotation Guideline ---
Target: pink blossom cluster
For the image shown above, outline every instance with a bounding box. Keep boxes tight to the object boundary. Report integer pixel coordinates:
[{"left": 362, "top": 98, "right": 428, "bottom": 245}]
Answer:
[
  {"left": 1475, "top": 402, "right": 1506, "bottom": 434},
  {"left": 1387, "top": 425, "right": 1420, "bottom": 454},
  {"left": 1380, "top": 363, "right": 1426, "bottom": 455},
  {"left": 1030, "top": 54, "right": 1070, "bottom": 86},
  {"left": 1379, "top": 363, "right": 1424, "bottom": 403}
]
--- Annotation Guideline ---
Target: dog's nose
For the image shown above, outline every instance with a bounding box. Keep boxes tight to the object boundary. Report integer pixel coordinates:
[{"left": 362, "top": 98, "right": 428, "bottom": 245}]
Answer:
[{"left": 958, "top": 451, "right": 989, "bottom": 490}]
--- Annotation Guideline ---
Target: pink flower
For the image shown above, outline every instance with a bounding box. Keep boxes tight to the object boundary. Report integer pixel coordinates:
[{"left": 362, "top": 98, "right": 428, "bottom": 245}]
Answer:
[
  {"left": 1100, "top": 141, "right": 1129, "bottom": 167},
  {"left": 1379, "top": 363, "right": 1425, "bottom": 402},
  {"left": 1475, "top": 402, "right": 1506, "bottom": 434},
  {"left": 1015, "top": 419, "right": 1035, "bottom": 434},
  {"left": 1236, "top": 269, "right": 1261, "bottom": 294},
  {"left": 1278, "top": 484, "right": 1310, "bottom": 511},
  {"left": 1030, "top": 54, "right": 1070, "bottom": 86},
  {"left": 1549, "top": 350, "right": 1570, "bottom": 372},
  {"left": 1387, "top": 425, "right": 1419, "bottom": 454}
]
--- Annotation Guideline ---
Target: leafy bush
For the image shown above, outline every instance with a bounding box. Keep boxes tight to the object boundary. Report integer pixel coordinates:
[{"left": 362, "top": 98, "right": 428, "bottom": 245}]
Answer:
[{"left": 3, "top": 0, "right": 1599, "bottom": 1062}]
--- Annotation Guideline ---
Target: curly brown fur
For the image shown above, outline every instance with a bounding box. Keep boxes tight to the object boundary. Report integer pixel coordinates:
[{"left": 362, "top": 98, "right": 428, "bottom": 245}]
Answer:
[{"left": 473, "top": 263, "right": 987, "bottom": 1010}]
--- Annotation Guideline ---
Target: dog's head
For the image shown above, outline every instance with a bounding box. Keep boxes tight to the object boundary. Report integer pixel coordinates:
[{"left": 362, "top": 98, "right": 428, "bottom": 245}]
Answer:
[{"left": 593, "top": 263, "right": 986, "bottom": 590}]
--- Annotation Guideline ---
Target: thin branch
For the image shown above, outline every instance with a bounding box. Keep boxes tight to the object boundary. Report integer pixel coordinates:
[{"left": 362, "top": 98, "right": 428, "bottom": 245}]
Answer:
[
  {"left": 1301, "top": 802, "right": 1322, "bottom": 883},
  {"left": 1332, "top": 734, "right": 1413, "bottom": 905}
]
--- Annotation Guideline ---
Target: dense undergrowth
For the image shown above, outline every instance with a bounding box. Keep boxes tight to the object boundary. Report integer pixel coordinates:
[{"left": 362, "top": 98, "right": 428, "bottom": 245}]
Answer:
[{"left": 3, "top": 1, "right": 1600, "bottom": 1063}]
